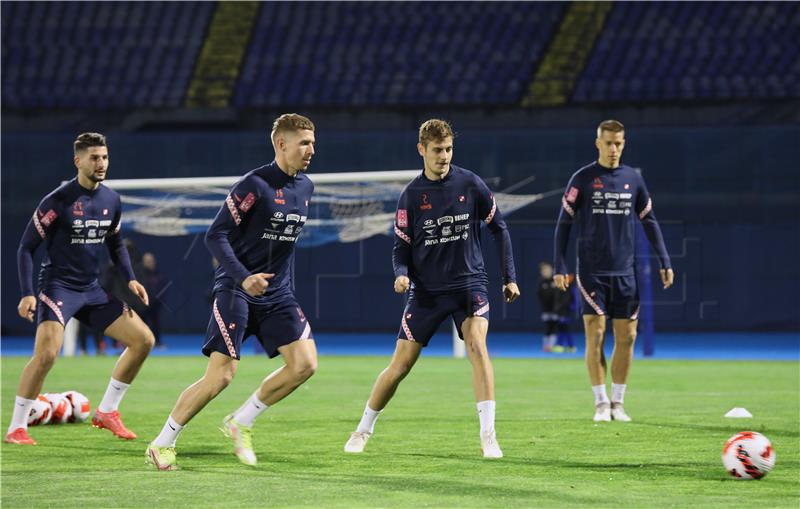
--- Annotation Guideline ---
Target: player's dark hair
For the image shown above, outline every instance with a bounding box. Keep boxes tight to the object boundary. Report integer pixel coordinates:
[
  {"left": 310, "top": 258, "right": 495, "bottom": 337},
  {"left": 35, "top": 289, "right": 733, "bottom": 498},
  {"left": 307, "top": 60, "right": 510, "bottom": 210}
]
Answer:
[
  {"left": 597, "top": 119, "right": 625, "bottom": 137},
  {"left": 419, "top": 119, "right": 454, "bottom": 146},
  {"left": 271, "top": 113, "right": 315, "bottom": 142},
  {"left": 73, "top": 132, "right": 107, "bottom": 154}
]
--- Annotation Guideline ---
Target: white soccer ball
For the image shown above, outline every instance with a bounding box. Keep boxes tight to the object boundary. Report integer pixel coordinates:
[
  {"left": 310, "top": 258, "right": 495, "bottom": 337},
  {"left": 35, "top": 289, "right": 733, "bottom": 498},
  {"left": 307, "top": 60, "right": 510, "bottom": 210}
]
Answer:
[
  {"left": 63, "top": 391, "right": 91, "bottom": 422},
  {"left": 44, "top": 393, "right": 73, "bottom": 424},
  {"left": 27, "top": 396, "right": 52, "bottom": 426},
  {"left": 722, "top": 431, "right": 776, "bottom": 480}
]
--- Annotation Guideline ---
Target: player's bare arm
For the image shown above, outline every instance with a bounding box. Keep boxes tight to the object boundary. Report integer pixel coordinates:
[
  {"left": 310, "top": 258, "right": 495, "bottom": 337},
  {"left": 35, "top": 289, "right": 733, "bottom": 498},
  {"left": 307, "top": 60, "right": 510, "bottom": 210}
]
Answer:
[{"left": 553, "top": 274, "right": 568, "bottom": 291}]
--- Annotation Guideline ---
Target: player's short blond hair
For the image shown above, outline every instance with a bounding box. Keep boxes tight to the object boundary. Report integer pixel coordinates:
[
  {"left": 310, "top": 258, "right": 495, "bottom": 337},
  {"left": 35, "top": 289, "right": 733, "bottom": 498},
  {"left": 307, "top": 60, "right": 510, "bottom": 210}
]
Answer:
[
  {"left": 271, "top": 113, "right": 315, "bottom": 144},
  {"left": 597, "top": 119, "right": 625, "bottom": 138},
  {"left": 418, "top": 119, "right": 454, "bottom": 146}
]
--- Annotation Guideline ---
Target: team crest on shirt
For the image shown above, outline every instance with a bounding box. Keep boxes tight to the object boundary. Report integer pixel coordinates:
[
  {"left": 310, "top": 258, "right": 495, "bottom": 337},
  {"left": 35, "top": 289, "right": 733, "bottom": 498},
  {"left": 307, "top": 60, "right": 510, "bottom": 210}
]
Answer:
[
  {"left": 102, "top": 208, "right": 109, "bottom": 215},
  {"left": 420, "top": 193, "right": 432, "bottom": 210},
  {"left": 72, "top": 201, "right": 84, "bottom": 216},
  {"left": 459, "top": 195, "right": 465, "bottom": 202},
  {"left": 624, "top": 183, "right": 630, "bottom": 189},
  {"left": 274, "top": 188, "right": 285, "bottom": 205},
  {"left": 228, "top": 323, "right": 236, "bottom": 330},
  {"left": 592, "top": 178, "right": 604, "bottom": 189},
  {"left": 406, "top": 313, "right": 412, "bottom": 319}
]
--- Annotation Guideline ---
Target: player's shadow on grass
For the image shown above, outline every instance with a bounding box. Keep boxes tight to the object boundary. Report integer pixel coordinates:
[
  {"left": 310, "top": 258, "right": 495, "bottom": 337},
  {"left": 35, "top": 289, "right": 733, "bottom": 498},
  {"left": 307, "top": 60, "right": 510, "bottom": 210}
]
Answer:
[
  {"left": 628, "top": 420, "right": 800, "bottom": 438},
  {"left": 275, "top": 471, "right": 603, "bottom": 505}
]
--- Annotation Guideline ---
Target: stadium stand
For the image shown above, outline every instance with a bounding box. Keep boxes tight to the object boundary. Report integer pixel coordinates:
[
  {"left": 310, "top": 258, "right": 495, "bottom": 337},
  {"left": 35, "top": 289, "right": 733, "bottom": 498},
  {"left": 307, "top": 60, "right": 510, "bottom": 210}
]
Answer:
[
  {"left": 1, "top": 1, "right": 214, "bottom": 109},
  {"left": 573, "top": 2, "right": 800, "bottom": 103}
]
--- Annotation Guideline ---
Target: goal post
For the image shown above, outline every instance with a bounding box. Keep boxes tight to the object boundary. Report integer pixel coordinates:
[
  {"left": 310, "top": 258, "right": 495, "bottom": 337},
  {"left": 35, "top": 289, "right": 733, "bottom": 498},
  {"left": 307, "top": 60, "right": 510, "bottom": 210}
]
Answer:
[{"left": 62, "top": 169, "right": 543, "bottom": 357}]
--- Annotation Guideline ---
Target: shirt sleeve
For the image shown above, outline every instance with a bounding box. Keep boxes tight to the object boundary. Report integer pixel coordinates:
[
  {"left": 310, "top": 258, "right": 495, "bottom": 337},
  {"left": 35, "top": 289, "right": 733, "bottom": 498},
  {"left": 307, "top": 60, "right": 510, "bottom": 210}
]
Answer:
[
  {"left": 392, "top": 188, "right": 413, "bottom": 278},
  {"left": 204, "top": 177, "right": 261, "bottom": 286},
  {"left": 476, "top": 177, "right": 517, "bottom": 284},
  {"left": 105, "top": 195, "right": 136, "bottom": 283},
  {"left": 17, "top": 195, "right": 60, "bottom": 297},
  {"left": 553, "top": 173, "right": 582, "bottom": 275},
  {"left": 636, "top": 174, "right": 671, "bottom": 270}
]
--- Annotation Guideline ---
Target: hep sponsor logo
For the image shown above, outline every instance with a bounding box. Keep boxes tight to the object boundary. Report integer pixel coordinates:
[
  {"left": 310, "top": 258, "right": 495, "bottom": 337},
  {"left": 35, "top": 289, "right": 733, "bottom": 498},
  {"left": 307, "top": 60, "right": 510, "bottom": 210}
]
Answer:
[
  {"left": 397, "top": 209, "right": 408, "bottom": 227},
  {"left": 239, "top": 192, "right": 256, "bottom": 212},
  {"left": 41, "top": 209, "right": 58, "bottom": 226},
  {"left": 565, "top": 186, "right": 579, "bottom": 203}
]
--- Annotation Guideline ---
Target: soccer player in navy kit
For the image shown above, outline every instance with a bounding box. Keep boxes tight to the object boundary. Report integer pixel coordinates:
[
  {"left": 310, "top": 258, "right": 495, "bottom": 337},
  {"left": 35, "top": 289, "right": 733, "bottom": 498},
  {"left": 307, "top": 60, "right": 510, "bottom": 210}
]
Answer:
[
  {"left": 554, "top": 120, "right": 674, "bottom": 422},
  {"left": 344, "top": 119, "right": 520, "bottom": 458},
  {"left": 147, "top": 114, "right": 317, "bottom": 470},
  {"left": 6, "top": 133, "right": 155, "bottom": 445}
]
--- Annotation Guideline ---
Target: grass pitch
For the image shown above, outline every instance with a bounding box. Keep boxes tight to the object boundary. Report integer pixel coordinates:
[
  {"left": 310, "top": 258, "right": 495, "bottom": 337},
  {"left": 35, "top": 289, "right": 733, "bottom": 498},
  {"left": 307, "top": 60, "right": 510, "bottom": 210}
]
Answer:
[{"left": 2, "top": 354, "right": 798, "bottom": 508}]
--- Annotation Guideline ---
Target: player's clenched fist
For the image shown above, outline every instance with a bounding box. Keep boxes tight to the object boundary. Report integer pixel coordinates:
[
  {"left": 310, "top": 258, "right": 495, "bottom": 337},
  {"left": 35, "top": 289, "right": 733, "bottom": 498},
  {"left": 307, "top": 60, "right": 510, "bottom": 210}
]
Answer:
[
  {"left": 242, "top": 273, "right": 275, "bottom": 297},
  {"left": 394, "top": 275, "right": 410, "bottom": 294},
  {"left": 553, "top": 274, "right": 568, "bottom": 291},
  {"left": 18, "top": 295, "right": 37, "bottom": 322},
  {"left": 503, "top": 282, "right": 521, "bottom": 303}
]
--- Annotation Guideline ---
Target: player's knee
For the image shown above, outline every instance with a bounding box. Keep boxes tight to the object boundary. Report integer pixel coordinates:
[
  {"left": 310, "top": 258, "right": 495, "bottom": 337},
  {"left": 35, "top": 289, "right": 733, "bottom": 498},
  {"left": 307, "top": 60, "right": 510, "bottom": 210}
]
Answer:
[
  {"left": 212, "top": 370, "right": 236, "bottom": 395},
  {"left": 290, "top": 358, "right": 317, "bottom": 381},
  {"left": 616, "top": 333, "right": 636, "bottom": 348},
  {"left": 389, "top": 360, "right": 413, "bottom": 379},
  {"left": 33, "top": 349, "right": 58, "bottom": 371},
  {"left": 143, "top": 329, "right": 156, "bottom": 350}
]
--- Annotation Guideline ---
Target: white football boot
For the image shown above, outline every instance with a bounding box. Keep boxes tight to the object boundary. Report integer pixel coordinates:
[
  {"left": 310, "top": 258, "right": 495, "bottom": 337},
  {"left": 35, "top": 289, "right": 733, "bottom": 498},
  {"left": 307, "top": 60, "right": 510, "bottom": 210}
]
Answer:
[
  {"left": 593, "top": 402, "right": 611, "bottom": 422},
  {"left": 344, "top": 431, "right": 371, "bottom": 453},
  {"left": 480, "top": 431, "right": 503, "bottom": 459},
  {"left": 610, "top": 402, "right": 632, "bottom": 422}
]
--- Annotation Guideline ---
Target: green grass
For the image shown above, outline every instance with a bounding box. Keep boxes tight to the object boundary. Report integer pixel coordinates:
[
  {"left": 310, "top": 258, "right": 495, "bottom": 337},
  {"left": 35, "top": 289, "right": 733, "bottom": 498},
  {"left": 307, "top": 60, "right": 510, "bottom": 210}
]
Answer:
[{"left": 2, "top": 355, "right": 798, "bottom": 508}]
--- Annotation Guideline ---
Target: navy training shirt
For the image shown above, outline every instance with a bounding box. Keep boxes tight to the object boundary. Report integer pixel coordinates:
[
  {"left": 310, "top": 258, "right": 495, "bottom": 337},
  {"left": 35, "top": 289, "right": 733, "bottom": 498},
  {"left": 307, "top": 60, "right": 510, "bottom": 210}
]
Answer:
[
  {"left": 392, "top": 164, "right": 516, "bottom": 294},
  {"left": 205, "top": 161, "right": 313, "bottom": 303},
  {"left": 17, "top": 178, "right": 136, "bottom": 297},
  {"left": 554, "top": 161, "right": 671, "bottom": 276}
]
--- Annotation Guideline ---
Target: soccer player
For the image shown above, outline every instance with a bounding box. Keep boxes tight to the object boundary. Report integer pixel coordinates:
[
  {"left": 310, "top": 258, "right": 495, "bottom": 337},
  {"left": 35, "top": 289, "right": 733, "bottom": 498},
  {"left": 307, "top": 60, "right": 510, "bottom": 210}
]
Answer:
[
  {"left": 553, "top": 120, "right": 674, "bottom": 422},
  {"left": 146, "top": 114, "right": 317, "bottom": 470},
  {"left": 6, "top": 133, "right": 155, "bottom": 445},
  {"left": 344, "top": 119, "right": 520, "bottom": 459}
]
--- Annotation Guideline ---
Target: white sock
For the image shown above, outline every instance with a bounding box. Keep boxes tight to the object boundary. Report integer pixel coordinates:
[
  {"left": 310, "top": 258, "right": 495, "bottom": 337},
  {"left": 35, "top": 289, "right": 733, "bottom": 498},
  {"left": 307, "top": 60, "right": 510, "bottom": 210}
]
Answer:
[
  {"left": 153, "top": 415, "right": 184, "bottom": 448},
  {"left": 592, "top": 384, "right": 610, "bottom": 405},
  {"left": 477, "top": 400, "right": 496, "bottom": 437},
  {"left": 355, "top": 404, "right": 382, "bottom": 434},
  {"left": 232, "top": 393, "right": 269, "bottom": 427},
  {"left": 611, "top": 383, "right": 627, "bottom": 404},
  {"left": 8, "top": 396, "right": 34, "bottom": 433},
  {"left": 98, "top": 378, "right": 130, "bottom": 413}
]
